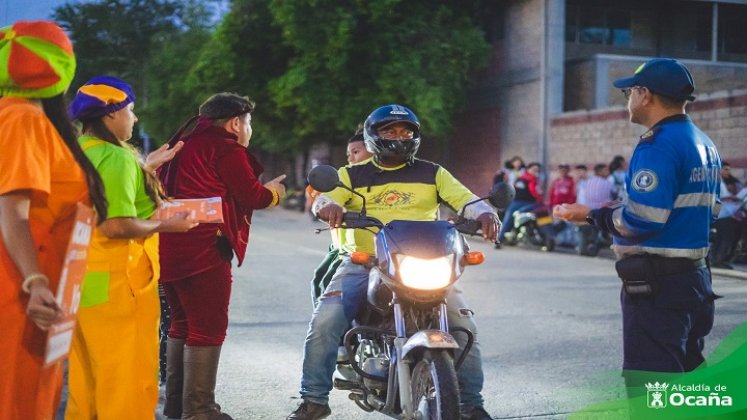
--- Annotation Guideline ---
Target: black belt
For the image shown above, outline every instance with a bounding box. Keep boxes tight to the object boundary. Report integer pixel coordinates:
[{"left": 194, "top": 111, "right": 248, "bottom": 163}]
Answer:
[{"left": 644, "top": 255, "right": 707, "bottom": 276}]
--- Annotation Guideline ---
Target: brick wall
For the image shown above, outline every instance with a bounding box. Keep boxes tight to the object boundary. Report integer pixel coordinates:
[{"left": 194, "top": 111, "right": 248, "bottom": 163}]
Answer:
[{"left": 549, "top": 89, "right": 747, "bottom": 181}]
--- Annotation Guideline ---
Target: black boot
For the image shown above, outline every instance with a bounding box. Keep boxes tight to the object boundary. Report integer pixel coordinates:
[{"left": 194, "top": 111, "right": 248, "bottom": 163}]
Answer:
[
  {"left": 163, "top": 337, "right": 185, "bottom": 419},
  {"left": 182, "top": 345, "right": 233, "bottom": 420}
]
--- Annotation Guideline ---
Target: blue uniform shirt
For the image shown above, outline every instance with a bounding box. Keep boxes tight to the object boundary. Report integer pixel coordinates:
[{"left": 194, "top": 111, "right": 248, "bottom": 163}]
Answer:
[{"left": 591, "top": 114, "right": 721, "bottom": 259}]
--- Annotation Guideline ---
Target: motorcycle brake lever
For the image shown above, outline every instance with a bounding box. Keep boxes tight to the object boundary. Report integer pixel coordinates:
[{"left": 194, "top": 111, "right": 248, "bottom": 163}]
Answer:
[{"left": 314, "top": 227, "right": 330, "bottom": 234}]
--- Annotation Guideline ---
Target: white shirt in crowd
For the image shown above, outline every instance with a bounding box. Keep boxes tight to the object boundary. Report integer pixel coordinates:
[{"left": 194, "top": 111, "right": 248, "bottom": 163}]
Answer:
[{"left": 577, "top": 175, "right": 614, "bottom": 210}]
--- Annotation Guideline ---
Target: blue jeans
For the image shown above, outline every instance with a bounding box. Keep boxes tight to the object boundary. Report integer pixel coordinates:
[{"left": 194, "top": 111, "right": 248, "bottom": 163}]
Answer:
[
  {"left": 299, "top": 258, "right": 485, "bottom": 409},
  {"left": 499, "top": 200, "right": 537, "bottom": 241}
]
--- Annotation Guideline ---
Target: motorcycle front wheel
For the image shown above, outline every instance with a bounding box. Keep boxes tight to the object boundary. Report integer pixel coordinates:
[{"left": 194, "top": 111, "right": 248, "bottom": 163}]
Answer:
[{"left": 410, "top": 349, "right": 460, "bottom": 420}]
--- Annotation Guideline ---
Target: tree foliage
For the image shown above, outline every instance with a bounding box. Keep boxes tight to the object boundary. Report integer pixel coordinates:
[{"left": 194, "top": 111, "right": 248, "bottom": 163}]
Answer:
[
  {"left": 184, "top": 0, "right": 295, "bottom": 153},
  {"left": 53, "top": 0, "right": 181, "bottom": 94},
  {"left": 266, "top": 0, "right": 489, "bottom": 145},
  {"left": 54, "top": 0, "right": 224, "bottom": 143},
  {"left": 190, "top": 0, "right": 489, "bottom": 153},
  {"left": 53, "top": 0, "right": 490, "bottom": 154}
]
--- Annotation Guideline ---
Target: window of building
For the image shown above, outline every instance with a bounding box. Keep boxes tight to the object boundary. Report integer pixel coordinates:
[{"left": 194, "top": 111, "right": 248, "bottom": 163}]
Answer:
[
  {"left": 720, "top": 4, "right": 747, "bottom": 55},
  {"left": 607, "top": 10, "right": 631, "bottom": 47},
  {"left": 566, "top": 2, "right": 631, "bottom": 47}
]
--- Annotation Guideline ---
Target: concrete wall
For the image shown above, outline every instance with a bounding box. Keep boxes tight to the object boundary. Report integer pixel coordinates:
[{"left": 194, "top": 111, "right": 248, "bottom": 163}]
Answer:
[
  {"left": 549, "top": 89, "right": 747, "bottom": 181},
  {"left": 447, "top": 0, "right": 567, "bottom": 195},
  {"left": 565, "top": 55, "right": 747, "bottom": 111}
]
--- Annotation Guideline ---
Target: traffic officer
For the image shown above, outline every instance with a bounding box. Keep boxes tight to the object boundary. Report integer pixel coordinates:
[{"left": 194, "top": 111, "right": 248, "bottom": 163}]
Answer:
[{"left": 554, "top": 58, "right": 720, "bottom": 395}]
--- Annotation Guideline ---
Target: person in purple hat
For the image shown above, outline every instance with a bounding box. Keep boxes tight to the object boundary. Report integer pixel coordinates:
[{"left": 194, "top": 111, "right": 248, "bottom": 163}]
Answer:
[
  {"left": 555, "top": 58, "right": 721, "bottom": 402},
  {"left": 65, "top": 75, "right": 196, "bottom": 420}
]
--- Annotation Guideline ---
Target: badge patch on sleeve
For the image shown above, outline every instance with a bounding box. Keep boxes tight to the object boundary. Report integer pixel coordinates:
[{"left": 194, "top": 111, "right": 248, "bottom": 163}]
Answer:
[{"left": 632, "top": 169, "right": 658, "bottom": 192}]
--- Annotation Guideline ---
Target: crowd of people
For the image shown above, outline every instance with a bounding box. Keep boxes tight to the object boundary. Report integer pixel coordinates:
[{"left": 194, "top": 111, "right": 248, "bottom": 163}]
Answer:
[
  {"left": 494, "top": 155, "right": 625, "bottom": 252},
  {"left": 493, "top": 154, "right": 747, "bottom": 266},
  {"left": 0, "top": 19, "right": 738, "bottom": 420}
]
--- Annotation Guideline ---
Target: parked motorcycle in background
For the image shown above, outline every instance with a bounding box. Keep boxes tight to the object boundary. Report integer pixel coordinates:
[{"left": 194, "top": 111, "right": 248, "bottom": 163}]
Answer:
[
  {"left": 307, "top": 166, "right": 513, "bottom": 420},
  {"left": 501, "top": 204, "right": 555, "bottom": 252}
]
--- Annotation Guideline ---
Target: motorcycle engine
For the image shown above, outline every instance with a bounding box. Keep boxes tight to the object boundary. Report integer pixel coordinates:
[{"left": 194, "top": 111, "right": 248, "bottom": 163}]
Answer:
[{"left": 362, "top": 356, "right": 389, "bottom": 390}]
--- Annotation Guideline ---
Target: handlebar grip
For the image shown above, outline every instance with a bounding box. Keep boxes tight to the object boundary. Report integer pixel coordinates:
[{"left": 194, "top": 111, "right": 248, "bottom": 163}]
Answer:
[
  {"left": 456, "top": 219, "right": 482, "bottom": 235},
  {"left": 342, "top": 212, "right": 381, "bottom": 229}
]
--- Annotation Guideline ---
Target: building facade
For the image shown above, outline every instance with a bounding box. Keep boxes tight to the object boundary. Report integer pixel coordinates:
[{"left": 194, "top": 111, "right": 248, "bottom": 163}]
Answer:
[{"left": 447, "top": 0, "right": 747, "bottom": 195}]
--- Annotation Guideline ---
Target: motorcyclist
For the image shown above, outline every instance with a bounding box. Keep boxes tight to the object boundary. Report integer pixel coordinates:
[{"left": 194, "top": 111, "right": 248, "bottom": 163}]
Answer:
[{"left": 286, "top": 104, "right": 499, "bottom": 420}]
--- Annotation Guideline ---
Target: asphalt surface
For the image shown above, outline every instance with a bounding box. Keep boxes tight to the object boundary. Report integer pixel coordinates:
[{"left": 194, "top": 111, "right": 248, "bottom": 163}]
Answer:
[{"left": 168, "top": 208, "right": 747, "bottom": 420}]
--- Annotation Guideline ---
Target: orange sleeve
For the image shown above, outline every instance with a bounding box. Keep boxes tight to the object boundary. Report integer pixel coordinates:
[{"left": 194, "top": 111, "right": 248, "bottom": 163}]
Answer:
[
  {"left": 0, "top": 108, "right": 52, "bottom": 196},
  {"left": 306, "top": 185, "right": 321, "bottom": 203}
]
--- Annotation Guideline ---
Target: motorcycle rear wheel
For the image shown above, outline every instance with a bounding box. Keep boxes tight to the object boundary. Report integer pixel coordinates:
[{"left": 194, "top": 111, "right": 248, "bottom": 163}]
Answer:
[{"left": 410, "top": 349, "right": 459, "bottom": 420}]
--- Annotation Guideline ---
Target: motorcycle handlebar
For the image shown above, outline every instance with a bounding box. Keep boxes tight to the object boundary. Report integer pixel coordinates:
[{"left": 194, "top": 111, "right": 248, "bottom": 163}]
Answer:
[
  {"left": 330, "top": 212, "right": 482, "bottom": 236},
  {"left": 341, "top": 212, "right": 384, "bottom": 229}
]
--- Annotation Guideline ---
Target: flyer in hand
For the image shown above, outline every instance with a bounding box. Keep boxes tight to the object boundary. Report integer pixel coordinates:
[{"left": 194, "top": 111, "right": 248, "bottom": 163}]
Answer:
[
  {"left": 44, "top": 203, "right": 93, "bottom": 366},
  {"left": 154, "top": 197, "right": 224, "bottom": 223}
]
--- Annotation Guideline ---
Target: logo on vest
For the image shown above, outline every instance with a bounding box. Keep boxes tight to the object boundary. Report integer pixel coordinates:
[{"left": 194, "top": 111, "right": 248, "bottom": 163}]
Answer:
[{"left": 632, "top": 169, "right": 658, "bottom": 193}]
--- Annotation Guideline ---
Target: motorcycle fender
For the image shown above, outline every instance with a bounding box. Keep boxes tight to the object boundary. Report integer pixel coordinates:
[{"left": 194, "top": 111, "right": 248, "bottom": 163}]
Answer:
[{"left": 401, "top": 330, "right": 459, "bottom": 361}]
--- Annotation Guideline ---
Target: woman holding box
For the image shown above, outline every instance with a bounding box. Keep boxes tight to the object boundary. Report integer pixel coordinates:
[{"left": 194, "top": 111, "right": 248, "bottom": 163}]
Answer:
[{"left": 65, "top": 75, "right": 196, "bottom": 419}]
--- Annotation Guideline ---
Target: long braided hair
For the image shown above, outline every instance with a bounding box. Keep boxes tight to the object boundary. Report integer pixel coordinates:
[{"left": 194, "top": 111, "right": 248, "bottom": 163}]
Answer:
[{"left": 41, "top": 94, "right": 108, "bottom": 221}]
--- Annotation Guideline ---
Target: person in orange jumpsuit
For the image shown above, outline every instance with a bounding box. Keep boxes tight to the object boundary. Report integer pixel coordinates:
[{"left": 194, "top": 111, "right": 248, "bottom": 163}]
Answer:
[{"left": 0, "top": 21, "right": 108, "bottom": 420}]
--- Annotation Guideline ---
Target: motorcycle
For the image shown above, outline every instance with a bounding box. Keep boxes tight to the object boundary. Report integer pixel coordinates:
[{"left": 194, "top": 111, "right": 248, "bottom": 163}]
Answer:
[
  {"left": 307, "top": 166, "right": 513, "bottom": 420},
  {"left": 502, "top": 204, "right": 555, "bottom": 252}
]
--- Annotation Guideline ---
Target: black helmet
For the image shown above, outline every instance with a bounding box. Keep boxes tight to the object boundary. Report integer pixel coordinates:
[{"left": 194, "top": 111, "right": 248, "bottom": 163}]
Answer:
[{"left": 363, "top": 104, "right": 421, "bottom": 163}]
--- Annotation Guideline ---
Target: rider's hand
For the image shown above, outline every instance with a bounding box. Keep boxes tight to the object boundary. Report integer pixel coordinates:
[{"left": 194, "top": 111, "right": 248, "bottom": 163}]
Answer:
[
  {"left": 317, "top": 203, "right": 344, "bottom": 228},
  {"left": 264, "top": 175, "right": 287, "bottom": 200},
  {"left": 158, "top": 212, "right": 199, "bottom": 233},
  {"left": 553, "top": 203, "right": 590, "bottom": 223},
  {"left": 26, "top": 281, "right": 62, "bottom": 330},
  {"left": 477, "top": 212, "right": 500, "bottom": 242},
  {"left": 144, "top": 141, "right": 184, "bottom": 173}
]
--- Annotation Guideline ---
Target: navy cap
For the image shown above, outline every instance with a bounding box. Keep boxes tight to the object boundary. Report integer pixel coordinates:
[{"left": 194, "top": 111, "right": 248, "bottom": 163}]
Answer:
[{"left": 613, "top": 58, "right": 695, "bottom": 101}]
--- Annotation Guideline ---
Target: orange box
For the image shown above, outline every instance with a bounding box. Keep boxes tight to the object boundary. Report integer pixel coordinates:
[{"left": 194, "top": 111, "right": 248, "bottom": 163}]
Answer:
[
  {"left": 44, "top": 204, "right": 94, "bottom": 366},
  {"left": 154, "top": 197, "right": 224, "bottom": 223}
]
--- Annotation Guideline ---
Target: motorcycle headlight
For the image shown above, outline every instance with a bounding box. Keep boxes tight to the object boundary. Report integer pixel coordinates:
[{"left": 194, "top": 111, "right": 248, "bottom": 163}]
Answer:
[{"left": 395, "top": 255, "right": 453, "bottom": 290}]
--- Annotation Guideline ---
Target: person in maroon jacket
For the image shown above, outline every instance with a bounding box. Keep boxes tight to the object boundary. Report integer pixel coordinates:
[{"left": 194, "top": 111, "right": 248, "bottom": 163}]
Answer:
[{"left": 158, "top": 93, "right": 286, "bottom": 420}]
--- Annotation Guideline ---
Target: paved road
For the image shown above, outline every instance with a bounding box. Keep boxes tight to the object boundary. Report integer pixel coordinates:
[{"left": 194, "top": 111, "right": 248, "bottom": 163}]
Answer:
[{"left": 208, "top": 208, "right": 747, "bottom": 420}]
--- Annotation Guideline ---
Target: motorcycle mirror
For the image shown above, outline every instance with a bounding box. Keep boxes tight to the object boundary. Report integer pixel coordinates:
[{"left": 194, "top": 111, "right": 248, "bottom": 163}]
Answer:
[
  {"left": 488, "top": 182, "right": 515, "bottom": 210},
  {"left": 307, "top": 165, "right": 340, "bottom": 193}
]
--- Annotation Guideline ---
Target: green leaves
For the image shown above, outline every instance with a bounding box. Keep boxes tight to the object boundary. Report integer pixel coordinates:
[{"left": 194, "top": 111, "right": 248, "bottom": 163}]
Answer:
[{"left": 55, "top": 0, "right": 489, "bottom": 155}]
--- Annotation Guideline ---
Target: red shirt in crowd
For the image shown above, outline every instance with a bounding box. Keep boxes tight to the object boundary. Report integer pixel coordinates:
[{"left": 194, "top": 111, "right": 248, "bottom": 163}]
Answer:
[{"left": 549, "top": 175, "right": 576, "bottom": 207}]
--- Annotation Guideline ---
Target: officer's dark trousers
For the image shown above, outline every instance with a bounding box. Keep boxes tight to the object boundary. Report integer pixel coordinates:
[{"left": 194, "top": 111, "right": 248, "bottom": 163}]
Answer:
[{"left": 620, "top": 265, "right": 715, "bottom": 395}]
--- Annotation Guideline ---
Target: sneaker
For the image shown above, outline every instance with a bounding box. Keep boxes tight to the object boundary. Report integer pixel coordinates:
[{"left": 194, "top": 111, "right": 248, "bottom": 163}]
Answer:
[
  {"left": 286, "top": 401, "right": 331, "bottom": 420},
  {"left": 461, "top": 405, "right": 493, "bottom": 420}
]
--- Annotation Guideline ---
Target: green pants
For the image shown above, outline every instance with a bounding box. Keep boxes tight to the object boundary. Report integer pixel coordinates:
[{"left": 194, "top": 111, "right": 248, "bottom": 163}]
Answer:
[{"left": 311, "top": 247, "right": 343, "bottom": 307}]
